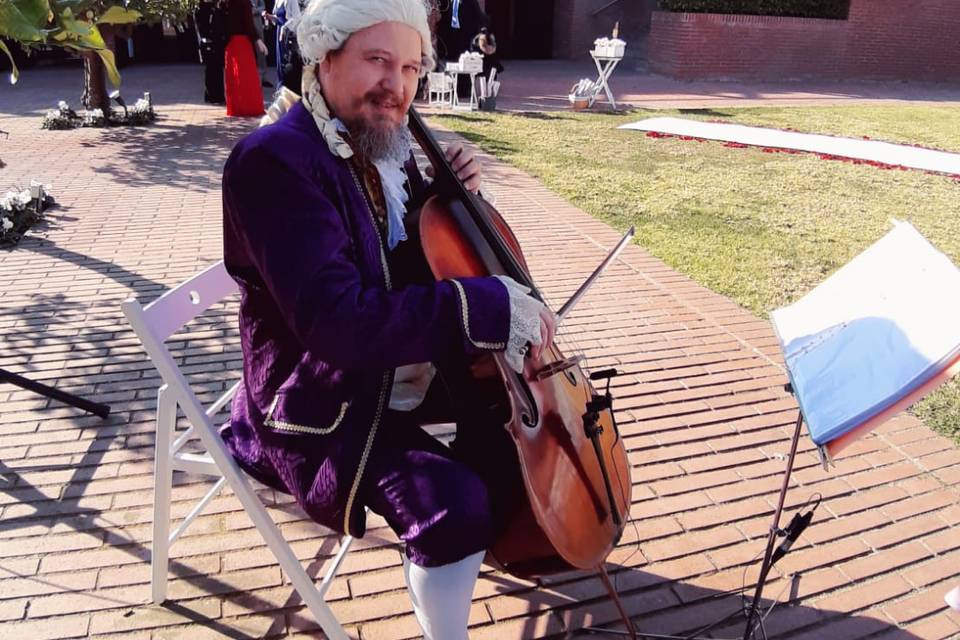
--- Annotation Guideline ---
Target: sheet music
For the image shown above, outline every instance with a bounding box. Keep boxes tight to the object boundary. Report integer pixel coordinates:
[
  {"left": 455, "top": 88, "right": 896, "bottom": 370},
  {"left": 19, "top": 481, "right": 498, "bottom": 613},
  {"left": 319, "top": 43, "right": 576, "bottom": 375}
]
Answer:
[{"left": 771, "top": 222, "right": 960, "bottom": 445}]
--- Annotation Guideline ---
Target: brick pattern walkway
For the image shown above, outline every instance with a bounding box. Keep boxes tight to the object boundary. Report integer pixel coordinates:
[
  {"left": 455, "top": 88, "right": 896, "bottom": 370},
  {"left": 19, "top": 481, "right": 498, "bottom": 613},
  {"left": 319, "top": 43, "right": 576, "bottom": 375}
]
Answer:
[{"left": 1, "top": 65, "right": 959, "bottom": 639}]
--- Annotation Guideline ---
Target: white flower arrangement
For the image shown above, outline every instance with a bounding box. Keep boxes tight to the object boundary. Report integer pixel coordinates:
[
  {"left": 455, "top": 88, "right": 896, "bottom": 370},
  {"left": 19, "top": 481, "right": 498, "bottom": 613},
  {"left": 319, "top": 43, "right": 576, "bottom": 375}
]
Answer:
[
  {"left": 569, "top": 78, "right": 601, "bottom": 109},
  {"left": 126, "top": 96, "right": 157, "bottom": 126},
  {"left": 0, "top": 188, "right": 33, "bottom": 209},
  {"left": 42, "top": 106, "right": 75, "bottom": 130},
  {"left": 81, "top": 108, "right": 107, "bottom": 127},
  {"left": 0, "top": 181, "right": 53, "bottom": 244},
  {"left": 592, "top": 36, "right": 626, "bottom": 59},
  {"left": 40, "top": 94, "right": 156, "bottom": 130}
]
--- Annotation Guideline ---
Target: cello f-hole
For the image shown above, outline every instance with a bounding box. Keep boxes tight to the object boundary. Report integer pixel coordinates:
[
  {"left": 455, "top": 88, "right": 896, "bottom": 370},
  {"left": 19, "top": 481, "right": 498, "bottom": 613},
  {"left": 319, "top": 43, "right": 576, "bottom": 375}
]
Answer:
[{"left": 515, "top": 371, "right": 539, "bottom": 429}]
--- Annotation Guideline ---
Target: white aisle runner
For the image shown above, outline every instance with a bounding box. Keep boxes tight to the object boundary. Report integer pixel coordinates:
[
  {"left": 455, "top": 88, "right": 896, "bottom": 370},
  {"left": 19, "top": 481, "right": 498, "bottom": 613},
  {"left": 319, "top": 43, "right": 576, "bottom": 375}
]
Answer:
[{"left": 619, "top": 117, "right": 960, "bottom": 176}]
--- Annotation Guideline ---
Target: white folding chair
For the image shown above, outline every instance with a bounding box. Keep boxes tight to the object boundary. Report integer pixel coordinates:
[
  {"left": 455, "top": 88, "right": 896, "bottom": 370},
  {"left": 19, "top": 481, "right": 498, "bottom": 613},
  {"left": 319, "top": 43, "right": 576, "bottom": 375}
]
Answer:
[
  {"left": 427, "top": 71, "right": 455, "bottom": 107},
  {"left": 121, "top": 261, "right": 354, "bottom": 640},
  {"left": 456, "top": 52, "right": 484, "bottom": 111}
]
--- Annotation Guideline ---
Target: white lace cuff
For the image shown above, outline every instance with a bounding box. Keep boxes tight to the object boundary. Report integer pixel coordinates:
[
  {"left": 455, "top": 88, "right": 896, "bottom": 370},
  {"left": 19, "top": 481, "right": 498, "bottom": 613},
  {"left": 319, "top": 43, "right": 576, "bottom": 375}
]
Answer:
[{"left": 495, "top": 275, "right": 544, "bottom": 374}]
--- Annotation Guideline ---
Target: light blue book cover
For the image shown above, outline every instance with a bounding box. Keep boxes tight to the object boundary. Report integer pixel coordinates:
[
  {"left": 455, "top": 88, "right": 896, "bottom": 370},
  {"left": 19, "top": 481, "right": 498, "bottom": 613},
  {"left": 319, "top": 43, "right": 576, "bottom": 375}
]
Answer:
[{"left": 770, "top": 222, "right": 960, "bottom": 445}]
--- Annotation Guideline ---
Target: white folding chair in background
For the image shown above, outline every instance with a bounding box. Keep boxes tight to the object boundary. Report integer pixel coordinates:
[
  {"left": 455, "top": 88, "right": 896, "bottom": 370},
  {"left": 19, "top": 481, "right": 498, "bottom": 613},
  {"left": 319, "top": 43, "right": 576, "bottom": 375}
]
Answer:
[
  {"left": 427, "top": 71, "right": 454, "bottom": 107},
  {"left": 121, "top": 261, "right": 354, "bottom": 640}
]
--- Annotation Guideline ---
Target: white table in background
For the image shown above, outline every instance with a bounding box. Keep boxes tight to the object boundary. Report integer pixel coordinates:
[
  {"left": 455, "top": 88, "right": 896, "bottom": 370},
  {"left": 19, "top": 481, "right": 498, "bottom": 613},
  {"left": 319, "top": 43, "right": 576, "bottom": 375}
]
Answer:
[
  {"left": 444, "top": 61, "right": 481, "bottom": 111},
  {"left": 589, "top": 50, "right": 624, "bottom": 110}
]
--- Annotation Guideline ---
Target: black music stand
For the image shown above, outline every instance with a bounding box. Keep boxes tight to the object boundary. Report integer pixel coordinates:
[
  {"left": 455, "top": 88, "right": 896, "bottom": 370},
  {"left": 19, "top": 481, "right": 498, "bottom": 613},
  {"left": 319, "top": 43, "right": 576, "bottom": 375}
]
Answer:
[
  {"left": 0, "top": 368, "right": 110, "bottom": 418},
  {"left": 741, "top": 401, "right": 808, "bottom": 640}
]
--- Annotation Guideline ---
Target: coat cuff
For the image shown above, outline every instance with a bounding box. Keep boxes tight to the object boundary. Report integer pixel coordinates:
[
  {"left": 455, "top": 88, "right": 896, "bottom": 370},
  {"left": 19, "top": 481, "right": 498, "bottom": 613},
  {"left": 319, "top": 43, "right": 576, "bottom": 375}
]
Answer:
[{"left": 448, "top": 277, "right": 510, "bottom": 354}]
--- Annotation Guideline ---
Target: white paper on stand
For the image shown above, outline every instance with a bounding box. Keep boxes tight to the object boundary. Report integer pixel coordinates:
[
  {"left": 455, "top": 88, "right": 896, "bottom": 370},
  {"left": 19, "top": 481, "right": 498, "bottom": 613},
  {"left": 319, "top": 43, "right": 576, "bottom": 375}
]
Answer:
[{"left": 770, "top": 222, "right": 960, "bottom": 445}]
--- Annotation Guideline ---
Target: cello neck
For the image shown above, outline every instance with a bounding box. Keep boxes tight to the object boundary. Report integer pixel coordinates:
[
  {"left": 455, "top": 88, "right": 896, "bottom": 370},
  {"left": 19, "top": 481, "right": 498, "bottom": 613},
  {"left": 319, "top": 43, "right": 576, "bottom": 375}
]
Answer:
[{"left": 407, "top": 106, "right": 534, "bottom": 289}]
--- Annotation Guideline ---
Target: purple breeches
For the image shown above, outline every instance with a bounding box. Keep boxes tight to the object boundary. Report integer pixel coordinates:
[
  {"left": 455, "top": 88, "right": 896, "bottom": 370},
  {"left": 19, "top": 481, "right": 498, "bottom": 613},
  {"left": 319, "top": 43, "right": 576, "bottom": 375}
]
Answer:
[{"left": 362, "top": 412, "right": 493, "bottom": 568}]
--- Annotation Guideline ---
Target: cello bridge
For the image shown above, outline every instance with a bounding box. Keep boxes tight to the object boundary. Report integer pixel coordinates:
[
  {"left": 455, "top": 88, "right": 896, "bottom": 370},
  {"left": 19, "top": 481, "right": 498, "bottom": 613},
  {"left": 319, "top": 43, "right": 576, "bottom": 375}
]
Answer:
[{"left": 533, "top": 355, "right": 584, "bottom": 383}]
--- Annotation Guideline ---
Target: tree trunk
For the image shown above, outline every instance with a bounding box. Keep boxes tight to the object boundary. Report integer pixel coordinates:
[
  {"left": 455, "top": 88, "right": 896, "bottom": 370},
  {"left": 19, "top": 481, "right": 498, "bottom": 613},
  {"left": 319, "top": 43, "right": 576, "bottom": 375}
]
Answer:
[
  {"left": 81, "top": 51, "right": 108, "bottom": 111},
  {"left": 80, "top": 26, "right": 115, "bottom": 112}
]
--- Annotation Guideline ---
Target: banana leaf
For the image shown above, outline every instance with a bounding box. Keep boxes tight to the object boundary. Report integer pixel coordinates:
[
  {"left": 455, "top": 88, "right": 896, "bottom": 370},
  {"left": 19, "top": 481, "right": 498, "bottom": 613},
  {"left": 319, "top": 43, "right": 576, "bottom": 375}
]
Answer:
[
  {"left": 0, "top": 1, "right": 45, "bottom": 41},
  {"left": 11, "top": 0, "right": 51, "bottom": 27},
  {"left": 0, "top": 40, "right": 18, "bottom": 84},
  {"left": 61, "top": 38, "right": 121, "bottom": 87},
  {"left": 96, "top": 47, "right": 120, "bottom": 86},
  {"left": 96, "top": 6, "right": 142, "bottom": 24},
  {"left": 52, "top": 9, "right": 109, "bottom": 51}
]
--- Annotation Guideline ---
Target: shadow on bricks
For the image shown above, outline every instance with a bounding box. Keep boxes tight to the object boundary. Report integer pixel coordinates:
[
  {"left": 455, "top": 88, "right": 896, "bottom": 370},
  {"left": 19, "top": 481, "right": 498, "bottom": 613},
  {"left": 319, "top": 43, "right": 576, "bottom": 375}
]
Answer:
[{"left": 87, "top": 118, "right": 252, "bottom": 191}]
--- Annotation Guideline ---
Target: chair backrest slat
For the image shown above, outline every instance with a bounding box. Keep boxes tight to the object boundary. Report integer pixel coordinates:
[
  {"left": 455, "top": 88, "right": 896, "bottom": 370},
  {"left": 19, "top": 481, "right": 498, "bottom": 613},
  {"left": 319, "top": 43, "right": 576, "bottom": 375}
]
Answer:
[
  {"left": 121, "top": 260, "right": 239, "bottom": 434},
  {"left": 141, "top": 262, "right": 238, "bottom": 342}
]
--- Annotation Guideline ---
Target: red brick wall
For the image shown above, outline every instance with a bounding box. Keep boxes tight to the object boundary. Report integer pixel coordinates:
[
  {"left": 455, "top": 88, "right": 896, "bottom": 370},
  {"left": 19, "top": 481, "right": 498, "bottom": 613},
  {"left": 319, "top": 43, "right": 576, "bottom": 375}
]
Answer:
[{"left": 648, "top": 0, "right": 960, "bottom": 81}]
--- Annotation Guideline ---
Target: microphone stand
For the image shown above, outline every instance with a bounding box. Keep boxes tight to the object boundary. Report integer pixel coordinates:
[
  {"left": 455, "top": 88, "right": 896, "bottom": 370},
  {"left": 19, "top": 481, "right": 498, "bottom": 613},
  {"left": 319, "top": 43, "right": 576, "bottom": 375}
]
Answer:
[{"left": 741, "top": 404, "right": 806, "bottom": 639}]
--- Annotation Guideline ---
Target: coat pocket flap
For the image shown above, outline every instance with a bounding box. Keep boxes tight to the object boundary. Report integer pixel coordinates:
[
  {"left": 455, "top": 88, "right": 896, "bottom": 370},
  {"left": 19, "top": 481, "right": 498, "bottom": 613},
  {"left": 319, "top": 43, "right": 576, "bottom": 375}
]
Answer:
[{"left": 264, "top": 390, "right": 351, "bottom": 436}]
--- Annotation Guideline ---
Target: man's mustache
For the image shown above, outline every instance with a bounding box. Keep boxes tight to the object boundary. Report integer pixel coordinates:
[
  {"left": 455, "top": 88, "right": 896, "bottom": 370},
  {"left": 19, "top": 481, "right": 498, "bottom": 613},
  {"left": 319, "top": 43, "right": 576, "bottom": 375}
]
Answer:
[{"left": 364, "top": 89, "right": 403, "bottom": 108}]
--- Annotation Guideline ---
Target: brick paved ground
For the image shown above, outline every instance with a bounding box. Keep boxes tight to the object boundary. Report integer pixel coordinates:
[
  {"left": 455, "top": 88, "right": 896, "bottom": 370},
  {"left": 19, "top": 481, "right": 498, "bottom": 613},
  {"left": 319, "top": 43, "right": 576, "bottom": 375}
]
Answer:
[{"left": 1, "top": 63, "right": 959, "bottom": 639}]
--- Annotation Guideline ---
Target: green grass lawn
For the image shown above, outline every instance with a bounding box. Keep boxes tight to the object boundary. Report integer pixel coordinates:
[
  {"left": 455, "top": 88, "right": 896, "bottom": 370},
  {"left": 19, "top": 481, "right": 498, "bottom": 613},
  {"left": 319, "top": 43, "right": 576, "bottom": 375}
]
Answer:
[{"left": 430, "top": 105, "right": 960, "bottom": 442}]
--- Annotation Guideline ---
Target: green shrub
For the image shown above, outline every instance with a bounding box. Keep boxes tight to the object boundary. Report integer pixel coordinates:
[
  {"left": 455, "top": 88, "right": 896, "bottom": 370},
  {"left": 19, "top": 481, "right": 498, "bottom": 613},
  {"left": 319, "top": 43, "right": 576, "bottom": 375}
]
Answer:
[{"left": 658, "top": 0, "right": 850, "bottom": 19}]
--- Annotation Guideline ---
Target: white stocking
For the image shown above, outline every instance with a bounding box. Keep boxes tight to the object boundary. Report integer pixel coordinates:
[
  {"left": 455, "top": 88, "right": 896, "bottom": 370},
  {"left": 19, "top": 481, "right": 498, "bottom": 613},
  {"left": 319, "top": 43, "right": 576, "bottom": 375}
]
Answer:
[{"left": 402, "top": 550, "right": 484, "bottom": 640}]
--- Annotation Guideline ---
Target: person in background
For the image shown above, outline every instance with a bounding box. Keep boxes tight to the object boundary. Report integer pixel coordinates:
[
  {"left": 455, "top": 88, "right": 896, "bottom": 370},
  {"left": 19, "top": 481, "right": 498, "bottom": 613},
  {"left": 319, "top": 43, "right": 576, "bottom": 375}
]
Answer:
[
  {"left": 470, "top": 27, "right": 503, "bottom": 80},
  {"left": 195, "top": 0, "right": 227, "bottom": 104},
  {"left": 250, "top": 0, "right": 273, "bottom": 87},
  {"left": 262, "top": 0, "right": 303, "bottom": 92},
  {"left": 435, "top": 0, "right": 486, "bottom": 61},
  {"left": 436, "top": 0, "right": 487, "bottom": 100},
  {"left": 224, "top": 0, "right": 268, "bottom": 116}
]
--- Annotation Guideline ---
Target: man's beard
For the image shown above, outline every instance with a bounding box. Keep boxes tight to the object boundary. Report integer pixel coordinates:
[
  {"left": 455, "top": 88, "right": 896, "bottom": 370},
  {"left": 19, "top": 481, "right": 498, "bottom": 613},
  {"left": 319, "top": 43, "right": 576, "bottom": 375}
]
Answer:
[
  {"left": 342, "top": 87, "right": 413, "bottom": 164},
  {"left": 348, "top": 120, "right": 413, "bottom": 165}
]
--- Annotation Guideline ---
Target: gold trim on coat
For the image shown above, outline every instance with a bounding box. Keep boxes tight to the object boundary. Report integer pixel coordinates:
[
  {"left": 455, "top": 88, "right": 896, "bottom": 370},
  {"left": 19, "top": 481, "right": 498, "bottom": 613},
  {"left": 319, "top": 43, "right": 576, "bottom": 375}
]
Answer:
[
  {"left": 342, "top": 163, "right": 394, "bottom": 535},
  {"left": 264, "top": 396, "right": 351, "bottom": 435},
  {"left": 449, "top": 279, "right": 506, "bottom": 350}
]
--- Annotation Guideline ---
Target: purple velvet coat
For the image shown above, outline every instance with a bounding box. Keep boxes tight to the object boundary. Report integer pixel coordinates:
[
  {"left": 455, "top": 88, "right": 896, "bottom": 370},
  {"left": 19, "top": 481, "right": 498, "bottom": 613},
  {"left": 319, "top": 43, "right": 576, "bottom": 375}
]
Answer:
[{"left": 221, "top": 102, "right": 510, "bottom": 538}]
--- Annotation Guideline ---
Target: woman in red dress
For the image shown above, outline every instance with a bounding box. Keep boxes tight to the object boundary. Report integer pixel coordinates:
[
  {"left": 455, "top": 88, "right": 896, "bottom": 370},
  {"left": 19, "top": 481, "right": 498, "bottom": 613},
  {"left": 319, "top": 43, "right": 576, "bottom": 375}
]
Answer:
[{"left": 224, "top": 0, "right": 267, "bottom": 117}]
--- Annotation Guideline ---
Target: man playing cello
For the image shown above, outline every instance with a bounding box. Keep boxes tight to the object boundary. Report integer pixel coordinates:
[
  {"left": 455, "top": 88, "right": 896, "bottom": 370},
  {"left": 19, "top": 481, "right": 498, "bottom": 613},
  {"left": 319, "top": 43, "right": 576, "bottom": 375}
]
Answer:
[{"left": 220, "top": 0, "right": 556, "bottom": 637}]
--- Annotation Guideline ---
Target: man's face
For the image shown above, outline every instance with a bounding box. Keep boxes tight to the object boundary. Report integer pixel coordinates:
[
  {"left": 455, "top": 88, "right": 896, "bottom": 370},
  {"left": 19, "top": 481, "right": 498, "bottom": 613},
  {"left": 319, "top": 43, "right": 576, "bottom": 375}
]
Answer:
[{"left": 319, "top": 21, "right": 423, "bottom": 135}]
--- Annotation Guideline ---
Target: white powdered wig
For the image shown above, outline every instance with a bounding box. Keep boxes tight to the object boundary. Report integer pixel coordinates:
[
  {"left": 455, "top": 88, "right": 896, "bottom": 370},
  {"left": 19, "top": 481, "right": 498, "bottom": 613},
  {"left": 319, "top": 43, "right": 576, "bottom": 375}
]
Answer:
[{"left": 296, "top": 0, "right": 436, "bottom": 77}]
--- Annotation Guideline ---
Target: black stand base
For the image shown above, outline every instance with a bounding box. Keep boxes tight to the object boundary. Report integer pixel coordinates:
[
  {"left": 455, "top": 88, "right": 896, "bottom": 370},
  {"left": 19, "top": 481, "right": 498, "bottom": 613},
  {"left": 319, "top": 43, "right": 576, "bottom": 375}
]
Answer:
[{"left": 0, "top": 368, "right": 110, "bottom": 419}]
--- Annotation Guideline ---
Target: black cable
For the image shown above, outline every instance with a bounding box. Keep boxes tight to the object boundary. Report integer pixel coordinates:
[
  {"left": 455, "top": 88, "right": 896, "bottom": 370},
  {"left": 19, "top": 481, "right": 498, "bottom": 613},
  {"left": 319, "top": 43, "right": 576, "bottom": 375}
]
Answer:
[{"left": 742, "top": 492, "right": 822, "bottom": 639}]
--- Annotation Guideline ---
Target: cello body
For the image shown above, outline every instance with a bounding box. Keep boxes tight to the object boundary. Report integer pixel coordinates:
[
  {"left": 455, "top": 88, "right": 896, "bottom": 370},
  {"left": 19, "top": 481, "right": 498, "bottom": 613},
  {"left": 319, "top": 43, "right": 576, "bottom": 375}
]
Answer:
[{"left": 408, "top": 108, "right": 632, "bottom": 577}]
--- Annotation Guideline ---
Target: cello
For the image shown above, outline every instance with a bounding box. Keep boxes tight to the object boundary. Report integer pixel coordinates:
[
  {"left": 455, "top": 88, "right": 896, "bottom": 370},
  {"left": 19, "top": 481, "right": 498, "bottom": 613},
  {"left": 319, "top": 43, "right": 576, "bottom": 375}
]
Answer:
[{"left": 406, "top": 106, "right": 637, "bottom": 634}]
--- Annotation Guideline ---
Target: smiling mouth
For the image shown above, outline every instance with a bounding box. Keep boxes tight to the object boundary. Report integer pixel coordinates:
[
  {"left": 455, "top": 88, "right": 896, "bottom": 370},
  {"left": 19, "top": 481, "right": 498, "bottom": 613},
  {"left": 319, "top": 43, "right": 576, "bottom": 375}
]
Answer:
[{"left": 372, "top": 100, "right": 401, "bottom": 111}]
